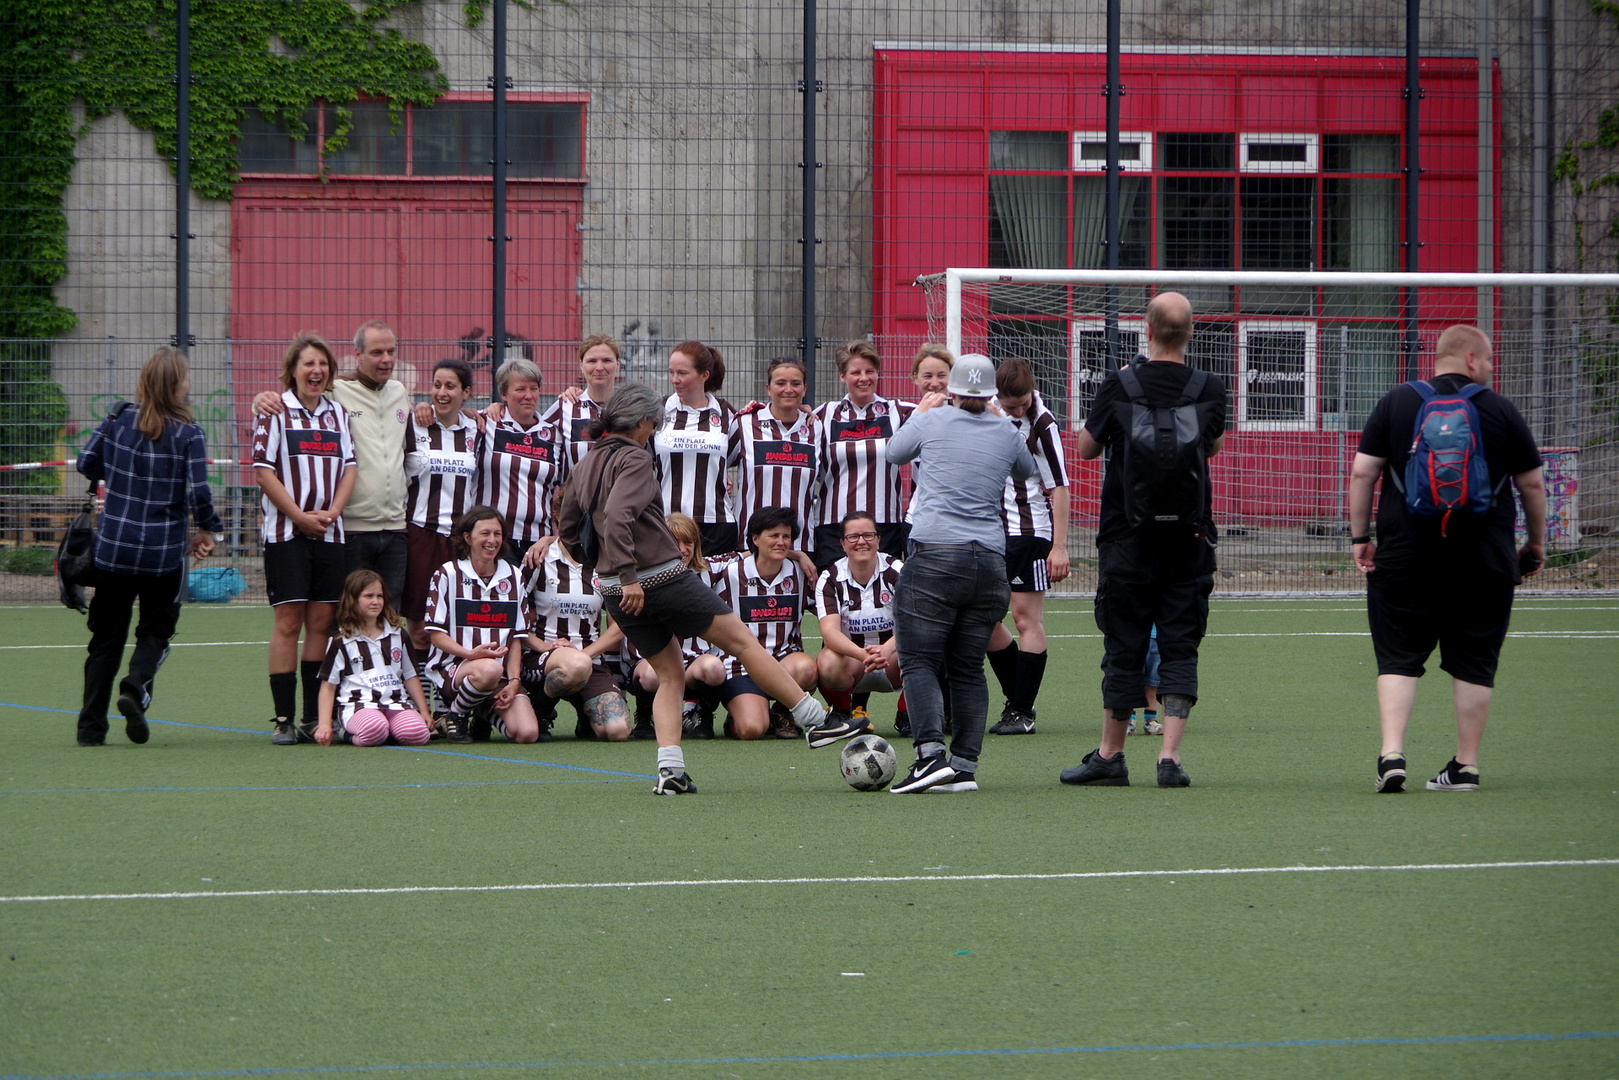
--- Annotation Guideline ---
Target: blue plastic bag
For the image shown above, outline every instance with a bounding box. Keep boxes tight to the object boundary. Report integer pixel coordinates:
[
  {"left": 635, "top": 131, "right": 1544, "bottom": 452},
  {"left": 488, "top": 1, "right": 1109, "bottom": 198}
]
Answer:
[{"left": 188, "top": 566, "right": 247, "bottom": 603}]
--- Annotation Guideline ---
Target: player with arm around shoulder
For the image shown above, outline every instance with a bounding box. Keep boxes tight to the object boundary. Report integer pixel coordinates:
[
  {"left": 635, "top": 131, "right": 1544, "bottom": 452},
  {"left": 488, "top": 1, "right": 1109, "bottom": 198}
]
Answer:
[{"left": 814, "top": 511, "right": 904, "bottom": 735}]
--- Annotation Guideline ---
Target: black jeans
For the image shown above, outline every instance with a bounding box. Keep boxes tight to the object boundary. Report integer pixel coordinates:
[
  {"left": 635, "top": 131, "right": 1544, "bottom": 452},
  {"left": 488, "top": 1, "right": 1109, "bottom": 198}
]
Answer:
[
  {"left": 79, "top": 566, "right": 185, "bottom": 740},
  {"left": 1094, "top": 531, "right": 1215, "bottom": 712},
  {"left": 893, "top": 541, "right": 1011, "bottom": 773},
  {"left": 344, "top": 529, "right": 408, "bottom": 606}
]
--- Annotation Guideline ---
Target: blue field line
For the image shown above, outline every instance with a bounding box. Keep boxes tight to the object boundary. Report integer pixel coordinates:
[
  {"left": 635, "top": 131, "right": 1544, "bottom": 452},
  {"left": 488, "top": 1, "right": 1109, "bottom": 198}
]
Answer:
[
  {"left": 0, "top": 700, "right": 654, "bottom": 780},
  {"left": 3, "top": 1030, "right": 1614, "bottom": 1079},
  {"left": 0, "top": 777, "right": 640, "bottom": 795}
]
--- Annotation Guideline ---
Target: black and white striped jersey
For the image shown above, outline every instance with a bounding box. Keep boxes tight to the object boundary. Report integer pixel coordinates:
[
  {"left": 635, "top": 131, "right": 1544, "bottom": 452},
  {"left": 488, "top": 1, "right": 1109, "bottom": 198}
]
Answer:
[
  {"left": 404, "top": 413, "right": 480, "bottom": 535},
  {"left": 252, "top": 390, "right": 356, "bottom": 544},
  {"left": 654, "top": 393, "right": 735, "bottom": 525},
  {"left": 422, "top": 558, "right": 532, "bottom": 689},
  {"left": 477, "top": 412, "right": 566, "bottom": 547},
  {"left": 319, "top": 626, "right": 417, "bottom": 718},
  {"left": 542, "top": 392, "right": 610, "bottom": 469},
  {"left": 810, "top": 395, "right": 916, "bottom": 528},
  {"left": 813, "top": 553, "right": 903, "bottom": 650},
  {"left": 728, "top": 408, "right": 819, "bottom": 545},
  {"left": 710, "top": 553, "right": 806, "bottom": 679},
  {"left": 523, "top": 545, "right": 603, "bottom": 648},
  {"left": 1000, "top": 393, "right": 1069, "bottom": 540}
]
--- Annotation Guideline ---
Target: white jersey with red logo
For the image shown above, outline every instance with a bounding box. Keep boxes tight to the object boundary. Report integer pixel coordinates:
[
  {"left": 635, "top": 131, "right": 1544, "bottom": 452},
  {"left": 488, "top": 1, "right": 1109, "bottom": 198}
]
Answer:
[
  {"left": 477, "top": 412, "right": 566, "bottom": 547},
  {"left": 319, "top": 626, "right": 417, "bottom": 719},
  {"left": 999, "top": 392, "right": 1070, "bottom": 540},
  {"left": 810, "top": 395, "right": 915, "bottom": 528},
  {"left": 709, "top": 552, "right": 806, "bottom": 679},
  {"left": 422, "top": 558, "right": 532, "bottom": 691},
  {"left": 252, "top": 390, "right": 356, "bottom": 544},
  {"left": 813, "top": 553, "right": 903, "bottom": 650},
  {"left": 542, "top": 391, "right": 610, "bottom": 469},
  {"left": 524, "top": 545, "right": 603, "bottom": 648},
  {"left": 727, "top": 407, "right": 819, "bottom": 543},
  {"left": 404, "top": 412, "right": 480, "bottom": 535},
  {"left": 654, "top": 393, "right": 735, "bottom": 526}
]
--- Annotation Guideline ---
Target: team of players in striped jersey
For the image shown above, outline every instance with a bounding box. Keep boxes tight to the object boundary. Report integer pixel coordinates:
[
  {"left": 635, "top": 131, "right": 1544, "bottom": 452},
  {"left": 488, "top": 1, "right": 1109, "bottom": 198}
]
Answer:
[{"left": 252, "top": 331, "right": 1069, "bottom": 744}]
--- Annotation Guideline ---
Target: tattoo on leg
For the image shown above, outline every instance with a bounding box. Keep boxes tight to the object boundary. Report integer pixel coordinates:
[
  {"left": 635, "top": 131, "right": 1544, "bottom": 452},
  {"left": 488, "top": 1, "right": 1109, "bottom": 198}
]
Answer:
[
  {"left": 1109, "top": 707, "right": 1134, "bottom": 723},
  {"left": 1162, "top": 693, "right": 1193, "bottom": 719},
  {"left": 544, "top": 667, "right": 570, "bottom": 699},
  {"left": 586, "top": 691, "right": 629, "bottom": 729}
]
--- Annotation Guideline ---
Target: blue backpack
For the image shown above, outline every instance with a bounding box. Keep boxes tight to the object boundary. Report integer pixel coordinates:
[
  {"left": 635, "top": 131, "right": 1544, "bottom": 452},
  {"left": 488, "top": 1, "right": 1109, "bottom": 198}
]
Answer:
[{"left": 1391, "top": 380, "right": 1505, "bottom": 535}]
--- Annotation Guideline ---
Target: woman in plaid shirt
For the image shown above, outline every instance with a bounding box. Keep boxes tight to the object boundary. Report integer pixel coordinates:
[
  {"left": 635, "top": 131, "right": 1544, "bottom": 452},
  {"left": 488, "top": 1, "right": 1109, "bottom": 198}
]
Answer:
[{"left": 74, "top": 347, "right": 224, "bottom": 746}]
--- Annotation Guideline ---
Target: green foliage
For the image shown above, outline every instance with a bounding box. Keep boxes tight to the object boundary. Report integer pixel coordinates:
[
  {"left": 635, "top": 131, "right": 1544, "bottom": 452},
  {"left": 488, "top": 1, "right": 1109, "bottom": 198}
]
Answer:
[{"left": 0, "top": 547, "right": 56, "bottom": 575}]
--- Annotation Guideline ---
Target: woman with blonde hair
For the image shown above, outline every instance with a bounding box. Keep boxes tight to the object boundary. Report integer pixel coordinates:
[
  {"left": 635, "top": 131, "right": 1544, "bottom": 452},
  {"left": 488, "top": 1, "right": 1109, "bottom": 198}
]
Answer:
[{"left": 74, "top": 347, "right": 224, "bottom": 746}]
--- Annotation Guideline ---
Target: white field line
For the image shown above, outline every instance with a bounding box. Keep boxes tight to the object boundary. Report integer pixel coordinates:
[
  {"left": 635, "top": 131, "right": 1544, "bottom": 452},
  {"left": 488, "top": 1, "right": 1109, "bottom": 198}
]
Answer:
[{"left": 4, "top": 858, "right": 1614, "bottom": 904}]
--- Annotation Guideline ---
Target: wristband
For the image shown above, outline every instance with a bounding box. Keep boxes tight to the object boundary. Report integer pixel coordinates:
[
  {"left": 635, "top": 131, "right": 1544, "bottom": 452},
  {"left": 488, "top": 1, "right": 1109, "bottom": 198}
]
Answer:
[{"left": 1350, "top": 534, "right": 1372, "bottom": 545}]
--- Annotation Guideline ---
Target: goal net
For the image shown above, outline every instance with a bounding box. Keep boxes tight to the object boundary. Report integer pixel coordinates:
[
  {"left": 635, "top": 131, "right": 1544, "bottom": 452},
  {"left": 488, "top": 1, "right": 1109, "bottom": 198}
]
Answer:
[{"left": 916, "top": 269, "right": 1619, "bottom": 595}]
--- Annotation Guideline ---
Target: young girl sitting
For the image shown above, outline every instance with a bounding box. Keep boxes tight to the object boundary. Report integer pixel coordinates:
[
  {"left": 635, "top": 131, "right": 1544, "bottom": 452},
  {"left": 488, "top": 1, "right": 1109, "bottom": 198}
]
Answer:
[{"left": 316, "top": 570, "right": 434, "bottom": 747}]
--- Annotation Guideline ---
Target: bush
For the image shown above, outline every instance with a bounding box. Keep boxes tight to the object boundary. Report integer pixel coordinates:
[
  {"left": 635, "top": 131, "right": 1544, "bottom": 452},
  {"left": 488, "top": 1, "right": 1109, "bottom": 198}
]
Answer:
[{"left": 0, "top": 547, "right": 56, "bottom": 575}]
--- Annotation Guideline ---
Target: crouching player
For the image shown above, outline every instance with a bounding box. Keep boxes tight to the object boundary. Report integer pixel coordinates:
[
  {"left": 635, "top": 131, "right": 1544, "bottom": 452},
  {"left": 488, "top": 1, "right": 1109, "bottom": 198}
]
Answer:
[
  {"left": 422, "top": 507, "right": 541, "bottom": 743},
  {"left": 315, "top": 570, "right": 434, "bottom": 747},
  {"left": 522, "top": 530, "right": 631, "bottom": 741},
  {"left": 815, "top": 512, "right": 904, "bottom": 735}
]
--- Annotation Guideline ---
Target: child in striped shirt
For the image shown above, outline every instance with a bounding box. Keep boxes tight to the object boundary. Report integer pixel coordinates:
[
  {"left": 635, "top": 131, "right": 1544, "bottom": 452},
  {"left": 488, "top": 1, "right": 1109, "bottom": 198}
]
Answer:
[{"left": 315, "top": 570, "right": 433, "bottom": 747}]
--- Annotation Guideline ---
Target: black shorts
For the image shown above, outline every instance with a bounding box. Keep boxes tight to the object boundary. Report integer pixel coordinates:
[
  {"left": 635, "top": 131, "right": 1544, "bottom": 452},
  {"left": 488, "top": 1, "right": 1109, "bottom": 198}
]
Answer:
[
  {"left": 1366, "top": 570, "right": 1515, "bottom": 687},
  {"left": 718, "top": 674, "right": 765, "bottom": 703},
  {"left": 811, "top": 521, "right": 910, "bottom": 572},
  {"left": 263, "top": 537, "right": 346, "bottom": 606},
  {"left": 602, "top": 567, "right": 731, "bottom": 662},
  {"left": 1004, "top": 535, "right": 1053, "bottom": 593},
  {"left": 699, "top": 521, "right": 740, "bottom": 559}
]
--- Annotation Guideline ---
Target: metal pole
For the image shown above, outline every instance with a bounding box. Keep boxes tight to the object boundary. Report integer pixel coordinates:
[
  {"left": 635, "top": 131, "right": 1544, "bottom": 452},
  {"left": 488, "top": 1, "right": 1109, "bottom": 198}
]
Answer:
[
  {"left": 490, "top": 0, "right": 509, "bottom": 402},
  {"left": 800, "top": 0, "right": 819, "bottom": 398},
  {"left": 1402, "top": 0, "right": 1421, "bottom": 381},
  {"left": 1530, "top": 0, "right": 1550, "bottom": 418},
  {"left": 175, "top": 0, "right": 191, "bottom": 350},
  {"left": 1476, "top": 0, "right": 1493, "bottom": 327},
  {"left": 1104, "top": 0, "right": 1122, "bottom": 369}
]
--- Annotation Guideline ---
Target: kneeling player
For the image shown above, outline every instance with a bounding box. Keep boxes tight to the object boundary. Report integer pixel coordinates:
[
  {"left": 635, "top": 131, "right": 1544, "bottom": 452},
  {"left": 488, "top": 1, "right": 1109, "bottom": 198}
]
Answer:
[
  {"left": 421, "top": 507, "right": 540, "bottom": 743},
  {"left": 522, "top": 533, "right": 631, "bottom": 741},
  {"left": 815, "top": 512, "right": 904, "bottom": 735}
]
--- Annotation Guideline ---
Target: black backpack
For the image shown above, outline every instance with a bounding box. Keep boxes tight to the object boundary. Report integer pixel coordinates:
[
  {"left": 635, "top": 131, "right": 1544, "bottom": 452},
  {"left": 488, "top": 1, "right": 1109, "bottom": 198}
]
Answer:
[{"left": 1110, "top": 364, "right": 1213, "bottom": 529}]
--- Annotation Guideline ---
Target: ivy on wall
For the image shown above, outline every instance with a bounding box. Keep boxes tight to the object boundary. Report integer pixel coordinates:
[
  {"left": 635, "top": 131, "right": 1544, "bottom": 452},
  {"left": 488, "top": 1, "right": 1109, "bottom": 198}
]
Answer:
[{"left": 0, "top": 0, "right": 449, "bottom": 488}]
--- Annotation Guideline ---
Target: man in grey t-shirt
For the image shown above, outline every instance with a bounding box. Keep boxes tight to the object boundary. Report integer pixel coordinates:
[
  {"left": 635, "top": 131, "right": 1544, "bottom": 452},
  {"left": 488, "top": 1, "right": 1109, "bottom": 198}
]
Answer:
[{"left": 884, "top": 353, "right": 1035, "bottom": 794}]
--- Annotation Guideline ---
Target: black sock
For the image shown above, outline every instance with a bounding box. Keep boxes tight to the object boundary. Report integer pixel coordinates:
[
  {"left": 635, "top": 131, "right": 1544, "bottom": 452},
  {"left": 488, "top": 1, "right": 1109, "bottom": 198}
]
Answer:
[
  {"left": 300, "top": 660, "right": 324, "bottom": 724},
  {"left": 270, "top": 672, "right": 297, "bottom": 720},
  {"left": 851, "top": 692, "right": 871, "bottom": 712},
  {"left": 1011, "top": 650, "right": 1048, "bottom": 712},
  {"left": 632, "top": 685, "right": 654, "bottom": 724},
  {"left": 987, "top": 643, "right": 1019, "bottom": 700}
]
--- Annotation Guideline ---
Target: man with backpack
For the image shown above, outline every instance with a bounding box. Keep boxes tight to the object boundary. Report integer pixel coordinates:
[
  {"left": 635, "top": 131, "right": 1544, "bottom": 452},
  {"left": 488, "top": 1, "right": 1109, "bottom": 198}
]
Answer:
[
  {"left": 1347, "top": 324, "right": 1545, "bottom": 793},
  {"left": 1060, "top": 292, "right": 1226, "bottom": 789}
]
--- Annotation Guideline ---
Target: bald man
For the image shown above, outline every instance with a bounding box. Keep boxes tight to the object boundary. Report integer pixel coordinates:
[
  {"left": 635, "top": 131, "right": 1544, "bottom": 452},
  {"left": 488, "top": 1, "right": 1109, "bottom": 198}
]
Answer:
[
  {"left": 1348, "top": 324, "right": 1545, "bottom": 794},
  {"left": 1061, "top": 292, "right": 1227, "bottom": 789}
]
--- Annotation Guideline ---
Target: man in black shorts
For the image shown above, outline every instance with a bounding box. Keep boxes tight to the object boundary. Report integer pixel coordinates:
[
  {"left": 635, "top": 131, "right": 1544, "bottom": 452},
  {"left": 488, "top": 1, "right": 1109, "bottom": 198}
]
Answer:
[{"left": 1348, "top": 324, "right": 1546, "bottom": 793}]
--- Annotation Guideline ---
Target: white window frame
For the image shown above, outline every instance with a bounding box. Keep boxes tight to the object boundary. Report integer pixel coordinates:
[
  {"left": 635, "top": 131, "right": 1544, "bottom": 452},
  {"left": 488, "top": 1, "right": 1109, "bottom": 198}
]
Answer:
[
  {"left": 1072, "top": 132, "right": 1153, "bottom": 172},
  {"left": 1239, "top": 132, "right": 1319, "bottom": 174},
  {"left": 1070, "top": 319, "right": 1145, "bottom": 423},
  {"left": 1237, "top": 320, "right": 1318, "bottom": 431}
]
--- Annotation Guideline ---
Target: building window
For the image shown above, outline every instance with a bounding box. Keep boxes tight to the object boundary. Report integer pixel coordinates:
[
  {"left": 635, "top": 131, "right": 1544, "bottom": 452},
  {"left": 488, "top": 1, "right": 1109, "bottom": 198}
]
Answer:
[{"left": 235, "top": 97, "right": 586, "bottom": 180}]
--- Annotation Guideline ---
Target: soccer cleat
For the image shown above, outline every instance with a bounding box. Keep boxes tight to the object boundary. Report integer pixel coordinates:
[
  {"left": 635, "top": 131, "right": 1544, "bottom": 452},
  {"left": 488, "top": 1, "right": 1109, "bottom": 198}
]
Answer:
[
  {"left": 429, "top": 713, "right": 448, "bottom": 740},
  {"left": 630, "top": 701, "right": 656, "bottom": 740},
  {"left": 891, "top": 754, "right": 957, "bottom": 794},
  {"left": 652, "top": 767, "right": 697, "bottom": 795},
  {"left": 1059, "top": 749, "right": 1129, "bottom": 786},
  {"left": 683, "top": 700, "right": 715, "bottom": 739},
  {"left": 893, "top": 708, "right": 911, "bottom": 738},
  {"left": 271, "top": 718, "right": 298, "bottom": 745},
  {"left": 1425, "top": 758, "right": 1480, "bottom": 791},
  {"left": 1376, "top": 752, "right": 1407, "bottom": 793},
  {"left": 440, "top": 712, "right": 471, "bottom": 744},
  {"left": 849, "top": 705, "right": 876, "bottom": 735},
  {"left": 297, "top": 721, "right": 319, "bottom": 744},
  {"left": 806, "top": 710, "right": 864, "bottom": 748},
  {"left": 769, "top": 702, "right": 804, "bottom": 740},
  {"left": 1156, "top": 758, "right": 1191, "bottom": 788},
  {"left": 989, "top": 706, "right": 1036, "bottom": 735},
  {"left": 1143, "top": 712, "right": 1164, "bottom": 736},
  {"left": 470, "top": 709, "right": 493, "bottom": 742},
  {"left": 117, "top": 693, "right": 149, "bottom": 745}
]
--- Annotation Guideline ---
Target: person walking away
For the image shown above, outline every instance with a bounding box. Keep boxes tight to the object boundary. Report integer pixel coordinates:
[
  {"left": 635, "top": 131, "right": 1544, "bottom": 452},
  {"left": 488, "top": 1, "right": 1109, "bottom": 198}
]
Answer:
[{"left": 75, "top": 347, "right": 223, "bottom": 746}]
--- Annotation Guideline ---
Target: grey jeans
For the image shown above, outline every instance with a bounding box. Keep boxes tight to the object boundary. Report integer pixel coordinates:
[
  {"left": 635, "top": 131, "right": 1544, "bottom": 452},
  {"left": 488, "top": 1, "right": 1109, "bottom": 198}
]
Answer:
[{"left": 894, "top": 541, "right": 1011, "bottom": 774}]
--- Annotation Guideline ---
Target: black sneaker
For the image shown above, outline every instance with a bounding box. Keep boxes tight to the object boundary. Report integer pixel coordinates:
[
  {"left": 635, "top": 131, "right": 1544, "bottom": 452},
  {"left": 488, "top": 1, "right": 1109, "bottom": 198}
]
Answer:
[
  {"left": 271, "top": 718, "right": 298, "bottom": 745},
  {"left": 470, "top": 708, "right": 493, "bottom": 742},
  {"left": 1156, "top": 758, "right": 1191, "bottom": 788},
  {"left": 429, "top": 713, "right": 448, "bottom": 740},
  {"left": 1426, "top": 758, "right": 1480, "bottom": 791},
  {"left": 891, "top": 754, "right": 956, "bottom": 794},
  {"left": 849, "top": 705, "right": 876, "bottom": 735},
  {"left": 296, "top": 721, "right": 319, "bottom": 744},
  {"left": 652, "top": 768, "right": 697, "bottom": 795},
  {"left": 630, "top": 701, "right": 656, "bottom": 740},
  {"left": 441, "top": 712, "right": 471, "bottom": 744},
  {"left": 894, "top": 708, "right": 911, "bottom": 738},
  {"left": 683, "top": 701, "right": 715, "bottom": 739},
  {"left": 928, "top": 774, "right": 978, "bottom": 793},
  {"left": 1376, "top": 752, "right": 1407, "bottom": 793},
  {"left": 770, "top": 702, "right": 804, "bottom": 740},
  {"left": 806, "top": 710, "right": 863, "bottom": 748},
  {"left": 1059, "top": 749, "right": 1129, "bottom": 786},
  {"left": 989, "top": 706, "right": 1036, "bottom": 735},
  {"left": 574, "top": 709, "right": 595, "bottom": 740},
  {"left": 117, "top": 693, "right": 149, "bottom": 745}
]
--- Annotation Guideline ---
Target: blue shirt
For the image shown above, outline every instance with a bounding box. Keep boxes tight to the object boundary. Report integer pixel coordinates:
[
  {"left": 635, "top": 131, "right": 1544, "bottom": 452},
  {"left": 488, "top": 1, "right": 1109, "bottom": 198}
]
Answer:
[
  {"left": 77, "top": 405, "right": 225, "bottom": 575},
  {"left": 886, "top": 404, "right": 1035, "bottom": 553}
]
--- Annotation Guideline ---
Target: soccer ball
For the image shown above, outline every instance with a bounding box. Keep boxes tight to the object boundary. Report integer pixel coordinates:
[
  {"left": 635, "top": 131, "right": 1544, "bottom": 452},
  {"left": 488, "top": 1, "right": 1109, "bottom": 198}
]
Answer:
[{"left": 840, "top": 735, "right": 897, "bottom": 791}]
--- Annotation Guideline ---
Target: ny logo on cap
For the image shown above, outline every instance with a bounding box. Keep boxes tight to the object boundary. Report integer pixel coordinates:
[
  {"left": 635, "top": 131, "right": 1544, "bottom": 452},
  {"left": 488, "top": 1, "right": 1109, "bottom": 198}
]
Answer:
[{"left": 967, "top": 368, "right": 982, "bottom": 384}]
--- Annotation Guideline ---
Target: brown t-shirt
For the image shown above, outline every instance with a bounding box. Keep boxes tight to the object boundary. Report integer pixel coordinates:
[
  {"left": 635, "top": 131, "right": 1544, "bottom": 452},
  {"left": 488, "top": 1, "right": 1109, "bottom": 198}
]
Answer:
[{"left": 557, "top": 434, "right": 682, "bottom": 585}]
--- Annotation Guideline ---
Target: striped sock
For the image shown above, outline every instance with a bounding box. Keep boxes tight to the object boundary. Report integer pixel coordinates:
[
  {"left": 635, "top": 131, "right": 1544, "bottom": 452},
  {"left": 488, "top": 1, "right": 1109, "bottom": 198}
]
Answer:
[{"left": 450, "top": 680, "right": 493, "bottom": 716}]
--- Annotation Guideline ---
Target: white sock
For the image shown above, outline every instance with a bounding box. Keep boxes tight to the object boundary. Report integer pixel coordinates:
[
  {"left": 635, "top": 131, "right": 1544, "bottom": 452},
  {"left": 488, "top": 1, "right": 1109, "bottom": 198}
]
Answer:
[
  {"left": 790, "top": 693, "right": 826, "bottom": 728},
  {"left": 657, "top": 745, "right": 686, "bottom": 773}
]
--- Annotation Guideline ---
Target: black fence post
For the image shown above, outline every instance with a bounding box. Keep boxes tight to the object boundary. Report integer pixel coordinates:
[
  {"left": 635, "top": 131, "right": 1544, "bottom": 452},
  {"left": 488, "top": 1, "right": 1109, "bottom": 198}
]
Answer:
[
  {"left": 800, "top": 0, "right": 820, "bottom": 399},
  {"left": 1402, "top": 0, "right": 1422, "bottom": 380},
  {"left": 490, "top": 0, "right": 509, "bottom": 401},
  {"left": 1104, "top": 0, "right": 1121, "bottom": 369},
  {"left": 174, "top": 0, "right": 191, "bottom": 351}
]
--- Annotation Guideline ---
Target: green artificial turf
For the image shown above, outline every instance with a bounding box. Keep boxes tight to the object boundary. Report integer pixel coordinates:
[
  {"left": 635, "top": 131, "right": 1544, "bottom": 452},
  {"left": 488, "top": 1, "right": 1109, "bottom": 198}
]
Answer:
[{"left": 1, "top": 599, "right": 1616, "bottom": 1079}]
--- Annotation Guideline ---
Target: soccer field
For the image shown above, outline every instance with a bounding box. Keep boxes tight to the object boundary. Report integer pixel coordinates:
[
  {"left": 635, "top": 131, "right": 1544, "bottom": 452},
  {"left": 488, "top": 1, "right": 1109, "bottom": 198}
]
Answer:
[{"left": 2, "top": 598, "right": 1617, "bottom": 1079}]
